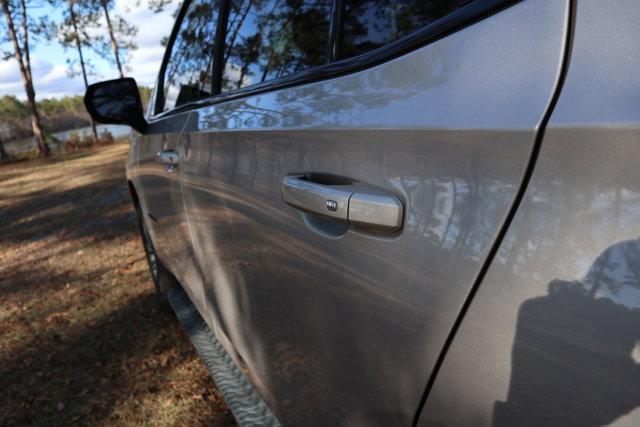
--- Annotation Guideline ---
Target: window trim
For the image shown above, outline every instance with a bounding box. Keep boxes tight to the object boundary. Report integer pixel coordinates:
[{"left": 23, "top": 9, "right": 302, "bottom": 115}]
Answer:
[
  {"left": 327, "top": 0, "right": 344, "bottom": 62},
  {"left": 153, "top": 0, "right": 192, "bottom": 115},
  {"left": 211, "top": 0, "right": 230, "bottom": 95},
  {"left": 150, "top": 0, "right": 520, "bottom": 122}
]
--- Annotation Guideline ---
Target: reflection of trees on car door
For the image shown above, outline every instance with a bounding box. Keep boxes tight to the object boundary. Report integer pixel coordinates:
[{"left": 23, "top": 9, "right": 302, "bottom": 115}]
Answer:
[
  {"left": 222, "top": 0, "right": 332, "bottom": 90},
  {"left": 162, "top": 0, "right": 220, "bottom": 111},
  {"left": 339, "top": 0, "right": 474, "bottom": 58}
]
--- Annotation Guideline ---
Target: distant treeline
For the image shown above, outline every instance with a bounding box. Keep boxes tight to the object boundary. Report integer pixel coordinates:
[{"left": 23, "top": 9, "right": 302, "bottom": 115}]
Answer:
[{"left": 0, "top": 87, "right": 151, "bottom": 142}]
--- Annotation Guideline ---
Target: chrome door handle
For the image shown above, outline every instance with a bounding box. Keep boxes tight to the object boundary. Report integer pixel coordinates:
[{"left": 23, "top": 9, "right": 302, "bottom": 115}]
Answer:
[
  {"left": 156, "top": 149, "right": 179, "bottom": 172},
  {"left": 280, "top": 176, "right": 403, "bottom": 232}
]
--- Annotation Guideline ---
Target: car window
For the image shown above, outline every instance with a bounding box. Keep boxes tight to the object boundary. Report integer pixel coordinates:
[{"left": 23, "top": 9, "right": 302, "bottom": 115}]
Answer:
[
  {"left": 221, "top": 0, "right": 333, "bottom": 92},
  {"left": 161, "top": 0, "right": 220, "bottom": 112},
  {"left": 339, "top": 0, "right": 473, "bottom": 60}
]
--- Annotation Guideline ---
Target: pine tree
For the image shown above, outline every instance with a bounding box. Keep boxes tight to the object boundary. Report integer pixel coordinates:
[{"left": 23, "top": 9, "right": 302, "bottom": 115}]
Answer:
[{"left": 0, "top": 0, "right": 51, "bottom": 156}]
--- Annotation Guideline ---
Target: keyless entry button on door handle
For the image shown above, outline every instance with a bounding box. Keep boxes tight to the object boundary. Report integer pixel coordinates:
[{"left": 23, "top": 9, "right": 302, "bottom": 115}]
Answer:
[
  {"left": 156, "top": 149, "right": 179, "bottom": 172},
  {"left": 280, "top": 176, "right": 403, "bottom": 232}
]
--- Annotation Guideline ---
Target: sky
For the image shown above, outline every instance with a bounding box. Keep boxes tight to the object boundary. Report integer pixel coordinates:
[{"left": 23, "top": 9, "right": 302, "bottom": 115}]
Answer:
[{"left": 0, "top": 0, "right": 181, "bottom": 100}]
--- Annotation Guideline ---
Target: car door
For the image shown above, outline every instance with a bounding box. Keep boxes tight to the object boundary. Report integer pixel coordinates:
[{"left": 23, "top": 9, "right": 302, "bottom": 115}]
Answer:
[
  {"left": 180, "top": 0, "right": 570, "bottom": 424},
  {"left": 136, "top": 115, "right": 189, "bottom": 277},
  {"left": 134, "top": 0, "right": 220, "bottom": 308}
]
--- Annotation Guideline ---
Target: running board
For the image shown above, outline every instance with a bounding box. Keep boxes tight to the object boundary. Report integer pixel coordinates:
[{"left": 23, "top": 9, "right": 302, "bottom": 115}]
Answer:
[{"left": 168, "top": 286, "right": 281, "bottom": 427}]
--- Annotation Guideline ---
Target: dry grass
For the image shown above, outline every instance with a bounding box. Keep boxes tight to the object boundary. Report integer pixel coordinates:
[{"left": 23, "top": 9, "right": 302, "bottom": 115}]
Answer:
[{"left": 0, "top": 142, "right": 235, "bottom": 426}]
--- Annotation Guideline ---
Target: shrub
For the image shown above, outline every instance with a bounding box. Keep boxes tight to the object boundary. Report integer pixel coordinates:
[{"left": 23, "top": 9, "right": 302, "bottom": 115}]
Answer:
[
  {"left": 80, "top": 133, "right": 95, "bottom": 147},
  {"left": 99, "top": 130, "right": 114, "bottom": 145},
  {"left": 65, "top": 131, "right": 80, "bottom": 151}
]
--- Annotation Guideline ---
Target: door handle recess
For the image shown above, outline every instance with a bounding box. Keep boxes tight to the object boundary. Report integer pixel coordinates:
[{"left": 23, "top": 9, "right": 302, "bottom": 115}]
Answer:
[
  {"left": 156, "top": 149, "right": 179, "bottom": 172},
  {"left": 280, "top": 176, "right": 403, "bottom": 232}
]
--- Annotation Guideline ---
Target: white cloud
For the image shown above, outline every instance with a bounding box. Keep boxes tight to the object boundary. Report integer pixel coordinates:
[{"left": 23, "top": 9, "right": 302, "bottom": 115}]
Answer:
[
  {"left": 223, "top": 62, "right": 253, "bottom": 89},
  {"left": 0, "top": 52, "right": 82, "bottom": 98},
  {"left": 123, "top": 6, "right": 178, "bottom": 49},
  {"left": 0, "top": 61, "right": 21, "bottom": 85},
  {"left": 0, "top": 58, "right": 54, "bottom": 85},
  {"left": 127, "top": 45, "right": 165, "bottom": 87},
  {"left": 35, "top": 64, "right": 86, "bottom": 98},
  {"left": 0, "top": 58, "right": 77, "bottom": 99},
  {"left": 0, "top": 63, "right": 20, "bottom": 90}
]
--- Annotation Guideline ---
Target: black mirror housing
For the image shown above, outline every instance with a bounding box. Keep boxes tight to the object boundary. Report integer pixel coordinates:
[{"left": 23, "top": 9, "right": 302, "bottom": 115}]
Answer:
[{"left": 84, "top": 78, "right": 148, "bottom": 133}]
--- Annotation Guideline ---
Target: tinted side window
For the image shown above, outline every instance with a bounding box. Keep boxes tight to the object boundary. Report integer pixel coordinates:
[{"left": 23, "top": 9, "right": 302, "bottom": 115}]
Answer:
[
  {"left": 221, "top": 0, "right": 332, "bottom": 92},
  {"left": 161, "top": 0, "right": 220, "bottom": 112},
  {"left": 339, "top": 0, "right": 473, "bottom": 59}
]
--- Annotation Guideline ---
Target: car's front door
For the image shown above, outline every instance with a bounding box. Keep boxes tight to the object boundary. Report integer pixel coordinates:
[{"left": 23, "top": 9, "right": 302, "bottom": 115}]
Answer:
[
  {"left": 136, "top": 0, "right": 221, "bottom": 307},
  {"left": 181, "top": 0, "right": 570, "bottom": 424},
  {"left": 136, "top": 114, "right": 189, "bottom": 277}
]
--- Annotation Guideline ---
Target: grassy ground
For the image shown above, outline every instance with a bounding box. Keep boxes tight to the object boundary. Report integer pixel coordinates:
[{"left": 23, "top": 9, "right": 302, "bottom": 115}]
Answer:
[{"left": 0, "top": 142, "right": 235, "bottom": 426}]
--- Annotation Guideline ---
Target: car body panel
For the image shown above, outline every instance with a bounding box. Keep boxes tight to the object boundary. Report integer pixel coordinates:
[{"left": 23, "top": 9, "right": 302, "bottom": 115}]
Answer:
[
  {"left": 132, "top": 112, "right": 206, "bottom": 311},
  {"left": 171, "top": 0, "right": 569, "bottom": 424},
  {"left": 419, "top": 0, "right": 640, "bottom": 425}
]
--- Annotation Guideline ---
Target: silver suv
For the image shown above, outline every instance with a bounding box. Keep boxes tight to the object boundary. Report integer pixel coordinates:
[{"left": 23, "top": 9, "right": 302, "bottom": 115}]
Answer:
[{"left": 84, "top": 0, "right": 640, "bottom": 425}]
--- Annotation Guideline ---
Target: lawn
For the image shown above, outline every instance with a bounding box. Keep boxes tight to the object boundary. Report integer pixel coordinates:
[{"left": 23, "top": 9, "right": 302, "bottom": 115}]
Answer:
[{"left": 0, "top": 142, "right": 235, "bottom": 426}]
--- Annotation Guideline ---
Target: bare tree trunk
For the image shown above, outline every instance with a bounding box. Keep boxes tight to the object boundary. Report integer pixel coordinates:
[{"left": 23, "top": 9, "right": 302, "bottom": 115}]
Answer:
[
  {"left": 19, "top": 0, "right": 30, "bottom": 79},
  {"left": 0, "top": 138, "right": 8, "bottom": 161},
  {"left": 69, "top": 1, "right": 98, "bottom": 143},
  {"left": 18, "top": 0, "right": 48, "bottom": 154},
  {"left": 1, "top": 0, "right": 50, "bottom": 156},
  {"left": 25, "top": 87, "right": 48, "bottom": 149},
  {"left": 101, "top": 0, "right": 123, "bottom": 78}
]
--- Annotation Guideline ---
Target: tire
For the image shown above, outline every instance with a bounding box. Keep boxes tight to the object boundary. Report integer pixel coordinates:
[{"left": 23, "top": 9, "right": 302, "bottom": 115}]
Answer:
[{"left": 135, "top": 204, "right": 174, "bottom": 308}]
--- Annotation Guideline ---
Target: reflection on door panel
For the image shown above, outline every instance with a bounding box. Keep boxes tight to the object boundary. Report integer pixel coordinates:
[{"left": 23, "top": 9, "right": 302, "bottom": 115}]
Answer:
[
  {"left": 179, "top": 0, "right": 569, "bottom": 425},
  {"left": 135, "top": 113, "right": 200, "bottom": 304}
]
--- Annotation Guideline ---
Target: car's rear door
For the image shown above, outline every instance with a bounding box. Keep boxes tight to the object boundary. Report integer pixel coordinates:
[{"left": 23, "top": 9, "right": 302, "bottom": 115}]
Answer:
[{"left": 180, "top": 0, "right": 570, "bottom": 424}]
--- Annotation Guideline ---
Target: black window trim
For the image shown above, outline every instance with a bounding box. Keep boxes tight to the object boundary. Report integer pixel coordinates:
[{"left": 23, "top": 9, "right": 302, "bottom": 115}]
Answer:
[
  {"left": 153, "top": 0, "right": 191, "bottom": 115},
  {"left": 150, "top": 0, "right": 520, "bottom": 122},
  {"left": 211, "top": 0, "right": 229, "bottom": 95},
  {"left": 327, "top": 0, "right": 344, "bottom": 62}
]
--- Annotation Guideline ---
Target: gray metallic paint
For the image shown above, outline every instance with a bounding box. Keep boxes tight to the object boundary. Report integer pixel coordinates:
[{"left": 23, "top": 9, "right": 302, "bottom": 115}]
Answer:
[
  {"left": 419, "top": 1, "right": 640, "bottom": 426},
  {"left": 159, "top": 0, "right": 570, "bottom": 424},
  {"left": 132, "top": 112, "right": 208, "bottom": 314}
]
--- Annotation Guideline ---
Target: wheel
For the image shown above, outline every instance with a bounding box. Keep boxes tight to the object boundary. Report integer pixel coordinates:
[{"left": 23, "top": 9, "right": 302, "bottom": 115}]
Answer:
[{"left": 135, "top": 204, "right": 174, "bottom": 307}]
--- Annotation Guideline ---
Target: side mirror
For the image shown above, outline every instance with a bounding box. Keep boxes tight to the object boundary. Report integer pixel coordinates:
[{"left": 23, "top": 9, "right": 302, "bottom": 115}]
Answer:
[{"left": 84, "top": 78, "right": 148, "bottom": 133}]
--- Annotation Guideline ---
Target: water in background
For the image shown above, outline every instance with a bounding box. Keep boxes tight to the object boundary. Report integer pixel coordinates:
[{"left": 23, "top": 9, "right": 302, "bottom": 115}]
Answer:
[{"left": 3, "top": 124, "right": 132, "bottom": 155}]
